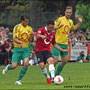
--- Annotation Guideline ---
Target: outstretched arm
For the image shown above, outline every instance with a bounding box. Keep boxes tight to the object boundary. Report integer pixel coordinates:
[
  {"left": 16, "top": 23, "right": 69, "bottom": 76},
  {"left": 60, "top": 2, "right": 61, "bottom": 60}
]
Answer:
[
  {"left": 53, "top": 44, "right": 68, "bottom": 52},
  {"left": 74, "top": 15, "right": 82, "bottom": 30}
]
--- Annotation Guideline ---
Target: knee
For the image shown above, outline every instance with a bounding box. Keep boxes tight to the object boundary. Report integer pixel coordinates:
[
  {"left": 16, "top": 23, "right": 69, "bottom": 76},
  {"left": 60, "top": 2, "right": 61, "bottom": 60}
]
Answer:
[
  {"left": 39, "top": 64, "right": 45, "bottom": 69},
  {"left": 11, "top": 64, "right": 17, "bottom": 69},
  {"left": 61, "top": 61, "right": 67, "bottom": 66},
  {"left": 24, "top": 62, "right": 29, "bottom": 68},
  {"left": 24, "top": 58, "right": 29, "bottom": 67}
]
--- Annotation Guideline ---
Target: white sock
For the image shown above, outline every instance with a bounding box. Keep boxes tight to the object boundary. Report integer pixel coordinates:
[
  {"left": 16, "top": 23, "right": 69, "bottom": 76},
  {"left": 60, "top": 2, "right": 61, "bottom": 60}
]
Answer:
[
  {"left": 41, "top": 68, "right": 50, "bottom": 79},
  {"left": 49, "top": 64, "right": 55, "bottom": 78}
]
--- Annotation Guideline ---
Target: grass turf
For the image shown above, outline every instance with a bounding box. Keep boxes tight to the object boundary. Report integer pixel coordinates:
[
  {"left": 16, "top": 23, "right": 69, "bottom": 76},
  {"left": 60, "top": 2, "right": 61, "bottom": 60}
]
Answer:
[{"left": 0, "top": 62, "right": 90, "bottom": 90}]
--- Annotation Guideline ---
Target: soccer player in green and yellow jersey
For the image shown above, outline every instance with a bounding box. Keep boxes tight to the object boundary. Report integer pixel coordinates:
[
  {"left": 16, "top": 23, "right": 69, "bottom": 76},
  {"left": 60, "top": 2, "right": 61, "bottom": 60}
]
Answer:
[
  {"left": 2, "top": 14, "right": 33, "bottom": 85},
  {"left": 53, "top": 6, "right": 82, "bottom": 76}
]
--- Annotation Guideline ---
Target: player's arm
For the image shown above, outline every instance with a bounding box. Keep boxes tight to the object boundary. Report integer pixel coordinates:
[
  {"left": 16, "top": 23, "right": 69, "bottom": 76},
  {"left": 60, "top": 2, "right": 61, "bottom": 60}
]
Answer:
[
  {"left": 74, "top": 16, "right": 82, "bottom": 30},
  {"left": 52, "top": 35, "right": 68, "bottom": 52},
  {"left": 36, "top": 28, "right": 47, "bottom": 39},
  {"left": 53, "top": 44, "right": 68, "bottom": 52},
  {"left": 54, "top": 18, "right": 64, "bottom": 30},
  {"left": 37, "top": 34, "right": 47, "bottom": 39},
  {"left": 54, "top": 24, "right": 64, "bottom": 30},
  {"left": 13, "top": 25, "right": 23, "bottom": 46}
]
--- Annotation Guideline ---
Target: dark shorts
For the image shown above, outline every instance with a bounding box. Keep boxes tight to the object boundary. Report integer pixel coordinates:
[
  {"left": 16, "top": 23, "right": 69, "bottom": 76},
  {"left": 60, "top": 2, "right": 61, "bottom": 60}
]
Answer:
[{"left": 35, "top": 50, "right": 52, "bottom": 64}]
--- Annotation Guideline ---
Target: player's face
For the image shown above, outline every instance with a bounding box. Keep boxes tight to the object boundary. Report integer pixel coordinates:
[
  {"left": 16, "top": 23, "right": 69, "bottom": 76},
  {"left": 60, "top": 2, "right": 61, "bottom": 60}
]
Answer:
[
  {"left": 65, "top": 9, "right": 72, "bottom": 19},
  {"left": 22, "top": 18, "right": 29, "bottom": 27},
  {"left": 47, "top": 24, "right": 54, "bottom": 32}
]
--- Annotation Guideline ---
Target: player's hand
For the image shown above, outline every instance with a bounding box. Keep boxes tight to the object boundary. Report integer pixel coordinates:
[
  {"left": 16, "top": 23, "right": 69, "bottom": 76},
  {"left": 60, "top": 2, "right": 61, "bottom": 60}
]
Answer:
[
  {"left": 62, "top": 49, "right": 68, "bottom": 52},
  {"left": 78, "top": 15, "right": 82, "bottom": 23},
  {"left": 41, "top": 35, "right": 47, "bottom": 39},
  {"left": 58, "top": 24, "right": 64, "bottom": 28},
  {"left": 20, "top": 43, "right": 23, "bottom": 48},
  {"left": 30, "top": 32, "right": 34, "bottom": 37}
]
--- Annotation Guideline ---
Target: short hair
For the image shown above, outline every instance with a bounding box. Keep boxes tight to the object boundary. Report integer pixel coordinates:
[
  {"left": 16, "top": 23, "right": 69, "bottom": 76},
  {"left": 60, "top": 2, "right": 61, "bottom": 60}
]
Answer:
[
  {"left": 21, "top": 14, "right": 29, "bottom": 21},
  {"left": 66, "top": 6, "right": 72, "bottom": 10},
  {"left": 47, "top": 20, "right": 54, "bottom": 25}
]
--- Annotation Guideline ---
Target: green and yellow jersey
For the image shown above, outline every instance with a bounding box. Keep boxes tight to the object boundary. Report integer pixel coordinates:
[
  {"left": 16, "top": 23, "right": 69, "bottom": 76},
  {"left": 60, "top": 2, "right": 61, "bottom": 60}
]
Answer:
[
  {"left": 13, "top": 23, "right": 33, "bottom": 48},
  {"left": 55, "top": 16, "right": 75, "bottom": 45}
]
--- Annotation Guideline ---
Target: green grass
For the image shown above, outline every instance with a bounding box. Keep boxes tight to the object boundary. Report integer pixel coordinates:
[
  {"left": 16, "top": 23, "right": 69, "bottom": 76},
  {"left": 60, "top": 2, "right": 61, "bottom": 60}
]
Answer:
[{"left": 0, "top": 62, "right": 90, "bottom": 90}]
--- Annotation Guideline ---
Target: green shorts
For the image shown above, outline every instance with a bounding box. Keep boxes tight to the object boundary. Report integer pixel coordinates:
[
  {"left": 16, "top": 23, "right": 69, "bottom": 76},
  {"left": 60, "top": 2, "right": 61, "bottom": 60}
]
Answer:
[
  {"left": 52, "top": 43, "right": 68, "bottom": 57},
  {"left": 12, "top": 47, "right": 31, "bottom": 64}
]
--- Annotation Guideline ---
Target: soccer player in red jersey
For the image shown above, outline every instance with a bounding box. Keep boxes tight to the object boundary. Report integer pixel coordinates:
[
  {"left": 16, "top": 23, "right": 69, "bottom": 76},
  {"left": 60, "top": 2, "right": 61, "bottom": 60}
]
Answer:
[{"left": 35, "top": 20, "right": 68, "bottom": 84}]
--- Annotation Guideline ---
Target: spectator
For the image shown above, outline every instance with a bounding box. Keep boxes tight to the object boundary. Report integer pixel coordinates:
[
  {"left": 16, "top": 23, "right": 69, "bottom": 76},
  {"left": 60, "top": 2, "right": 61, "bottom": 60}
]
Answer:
[
  {"left": 0, "top": 47, "right": 5, "bottom": 65},
  {"left": 77, "top": 51, "right": 88, "bottom": 63},
  {"left": 86, "top": 52, "right": 90, "bottom": 62}
]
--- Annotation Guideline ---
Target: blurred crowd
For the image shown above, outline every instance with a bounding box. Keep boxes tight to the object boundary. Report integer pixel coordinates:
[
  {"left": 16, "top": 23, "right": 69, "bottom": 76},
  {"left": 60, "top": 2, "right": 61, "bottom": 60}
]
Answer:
[
  {"left": 0, "top": 26, "right": 90, "bottom": 65},
  {"left": 69, "top": 29, "right": 90, "bottom": 47},
  {"left": 0, "top": 26, "right": 13, "bottom": 65}
]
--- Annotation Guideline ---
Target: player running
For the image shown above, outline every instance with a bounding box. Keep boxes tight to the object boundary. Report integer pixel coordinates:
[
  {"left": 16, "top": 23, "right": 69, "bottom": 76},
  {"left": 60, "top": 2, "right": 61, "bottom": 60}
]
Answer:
[
  {"left": 2, "top": 14, "right": 33, "bottom": 85},
  {"left": 53, "top": 6, "right": 82, "bottom": 76},
  {"left": 35, "top": 20, "right": 68, "bottom": 84}
]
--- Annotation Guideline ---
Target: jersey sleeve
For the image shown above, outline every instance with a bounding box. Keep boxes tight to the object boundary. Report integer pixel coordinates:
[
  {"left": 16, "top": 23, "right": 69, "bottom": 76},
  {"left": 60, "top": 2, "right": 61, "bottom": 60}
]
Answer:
[
  {"left": 71, "top": 20, "right": 75, "bottom": 30},
  {"left": 37, "top": 28, "right": 42, "bottom": 35},
  {"left": 54, "top": 17, "right": 61, "bottom": 27},
  {"left": 13, "top": 25, "right": 20, "bottom": 39},
  {"left": 52, "top": 34, "right": 56, "bottom": 45}
]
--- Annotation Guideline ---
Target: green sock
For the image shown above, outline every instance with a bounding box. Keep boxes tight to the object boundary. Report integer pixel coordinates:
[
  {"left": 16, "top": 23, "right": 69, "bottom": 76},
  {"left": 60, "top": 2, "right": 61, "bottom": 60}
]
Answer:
[
  {"left": 17, "top": 66, "right": 27, "bottom": 81},
  {"left": 8, "top": 64, "right": 12, "bottom": 70},
  {"left": 55, "top": 63, "right": 63, "bottom": 76}
]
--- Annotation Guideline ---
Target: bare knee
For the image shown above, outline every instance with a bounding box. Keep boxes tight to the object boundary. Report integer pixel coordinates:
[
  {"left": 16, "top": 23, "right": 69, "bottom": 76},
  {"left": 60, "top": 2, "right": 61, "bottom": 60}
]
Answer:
[
  {"left": 11, "top": 63, "right": 17, "bottom": 69},
  {"left": 53, "top": 56, "right": 59, "bottom": 65},
  {"left": 24, "top": 58, "right": 29, "bottom": 68},
  {"left": 47, "top": 57, "right": 54, "bottom": 65},
  {"left": 39, "top": 62, "right": 45, "bottom": 69},
  {"left": 61, "top": 56, "right": 68, "bottom": 66}
]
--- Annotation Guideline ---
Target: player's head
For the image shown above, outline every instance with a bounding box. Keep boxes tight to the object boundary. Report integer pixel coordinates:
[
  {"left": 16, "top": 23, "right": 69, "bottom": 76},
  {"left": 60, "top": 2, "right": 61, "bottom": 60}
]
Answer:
[
  {"left": 65, "top": 6, "right": 72, "bottom": 19},
  {"left": 46, "top": 20, "right": 54, "bottom": 32},
  {"left": 21, "top": 14, "right": 29, "bottom": 27}
]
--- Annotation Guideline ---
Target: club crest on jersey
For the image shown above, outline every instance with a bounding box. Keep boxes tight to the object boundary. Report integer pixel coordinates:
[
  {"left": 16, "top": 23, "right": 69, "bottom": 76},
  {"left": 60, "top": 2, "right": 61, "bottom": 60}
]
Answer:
[{"left": 51, "top": 36, "right": 53, "bottom": 38}]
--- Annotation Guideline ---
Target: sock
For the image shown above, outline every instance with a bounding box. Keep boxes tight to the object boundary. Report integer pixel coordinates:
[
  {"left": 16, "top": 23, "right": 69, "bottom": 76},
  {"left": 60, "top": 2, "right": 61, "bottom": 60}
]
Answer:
[
  {"left": 8, "top": 64, "right": 12, "bottom": 70},
  {"left": 49, "top": 64, "right": 55, "bottom": 78},
  {"left": 17, "top": 66, "right": 27, "bottom": 81},
  {"left": 55, "top": 63, "right": 63, "bottom": 76},
  {"left": 41, "top": 68, "right": 50, "bottom": 79},
  {"left": 49, "top": 64, "right": 56, "bottom": 78}
]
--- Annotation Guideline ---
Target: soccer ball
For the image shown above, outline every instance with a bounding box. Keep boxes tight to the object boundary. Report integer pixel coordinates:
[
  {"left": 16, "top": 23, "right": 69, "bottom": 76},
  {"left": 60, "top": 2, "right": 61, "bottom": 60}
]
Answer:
[{"left": 54, "top": 75, "right": 64, "bottom": 85}]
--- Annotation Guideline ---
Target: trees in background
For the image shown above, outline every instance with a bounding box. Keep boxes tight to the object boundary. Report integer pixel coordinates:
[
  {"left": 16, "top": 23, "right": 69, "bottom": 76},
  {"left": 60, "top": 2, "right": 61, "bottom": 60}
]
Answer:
[
  {"left": 75, "top": 3, "right": 90, "bottom": 30},
  {"left": 0, "top": 0, "right": 90, "bottom": 31}
]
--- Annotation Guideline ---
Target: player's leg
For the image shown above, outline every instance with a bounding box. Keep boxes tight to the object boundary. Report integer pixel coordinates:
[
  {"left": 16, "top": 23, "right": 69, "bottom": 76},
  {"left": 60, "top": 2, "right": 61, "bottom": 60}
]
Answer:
[
  {"left": 36, "top": 51, "right": 51, "bottom": 84},
  {"left": 47, "top": 57, "right": 55, "bottom": 79},
  {"left": 39, "top": 62, "right": 52, "bottom": 84},
  {"left": 2, "top": 63, "right": 18, "bottom": 75},
  {"left": 55, "top": 44, "right": 68, "bottom": 76},
  {"left": 2, "top": 47, "right": 19, "bottom": 75},
  {"left": 52, "top": 43, "right": 60, "bottom": 76},
  {"left": 15, "top": 47, "right": 30, "bottom": 85},
  {"left": 16, "top": 57, "right": 29, "bottom": 85},
  {"left": 55, "top": 55, "right": 68, "bottom": 76}
]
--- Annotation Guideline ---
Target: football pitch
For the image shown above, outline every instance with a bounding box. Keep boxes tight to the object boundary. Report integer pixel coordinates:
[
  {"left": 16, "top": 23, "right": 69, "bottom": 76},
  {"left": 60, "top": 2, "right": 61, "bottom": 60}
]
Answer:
[{"left": 0, "top": 62, "right": 90, "bottom": 90}]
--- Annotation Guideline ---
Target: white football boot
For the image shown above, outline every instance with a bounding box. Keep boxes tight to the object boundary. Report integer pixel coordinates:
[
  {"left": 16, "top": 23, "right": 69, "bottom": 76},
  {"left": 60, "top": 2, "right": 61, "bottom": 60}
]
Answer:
[
  {"left": 2, "top": 64, "right": 9, "bottom": 75},
  {"left": 15, "top": 81, "right": 22, "bottom": 85}
]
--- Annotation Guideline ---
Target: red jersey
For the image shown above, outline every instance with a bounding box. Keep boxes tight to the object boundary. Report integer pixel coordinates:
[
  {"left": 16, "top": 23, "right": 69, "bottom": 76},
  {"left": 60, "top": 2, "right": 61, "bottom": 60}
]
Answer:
[{"left": 35, "top": 27, "right": 56, "bottom": 52}]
